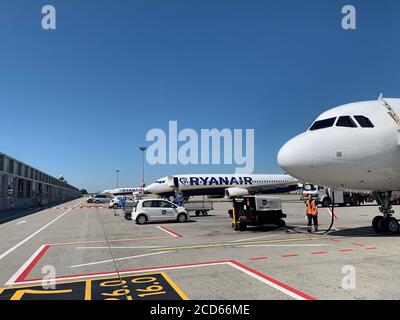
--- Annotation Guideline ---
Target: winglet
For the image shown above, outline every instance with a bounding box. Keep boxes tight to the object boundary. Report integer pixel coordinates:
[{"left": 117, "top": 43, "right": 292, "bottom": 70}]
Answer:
[{"left": 378, "top": 93, "right": 384, "bottom": 101}]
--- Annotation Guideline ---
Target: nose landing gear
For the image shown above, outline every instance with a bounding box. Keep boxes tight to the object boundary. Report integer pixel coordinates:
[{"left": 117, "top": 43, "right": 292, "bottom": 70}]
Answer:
[{"left": 372, "top": 192, "right": 399, "bottom": 234}]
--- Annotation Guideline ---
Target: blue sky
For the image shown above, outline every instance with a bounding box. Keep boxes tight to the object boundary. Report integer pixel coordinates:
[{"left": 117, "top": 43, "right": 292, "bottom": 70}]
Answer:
[{"left": 1, "top": 0, "right": 400, "bottom": 192}]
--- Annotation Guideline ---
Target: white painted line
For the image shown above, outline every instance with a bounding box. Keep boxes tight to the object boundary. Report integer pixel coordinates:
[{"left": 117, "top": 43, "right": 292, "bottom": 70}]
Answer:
[
  {"left": 15, "top": 221, "right": 27, "bottom": 226},
  {"left": 0, "top": 200, "right": 82, "bottom": 261},
  {"left": 239, "top": 244, "right": 330, "bottom": 248},
  {"left": 75, "top": 246, "right": 163, "bottom": 249},
  {"left": 228, "top": 234, "right": 281, "bottom": 243},
  {"left": 71, "top": 251, "right": 170, "bottom": 268},
  {"left": 14, "top": 261, "right": 228, "bottom": 286},
  {"left": 5, "top": 245, "right": 47, "bottom": 286},
  {"left": 228, "top": 261, "right": 312, "bottom": 300}
]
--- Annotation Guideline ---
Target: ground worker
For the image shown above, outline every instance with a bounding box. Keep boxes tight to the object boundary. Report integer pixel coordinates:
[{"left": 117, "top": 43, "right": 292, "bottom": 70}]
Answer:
[{"left": 306, "top": 194, "right": 318, "bottom": 232}]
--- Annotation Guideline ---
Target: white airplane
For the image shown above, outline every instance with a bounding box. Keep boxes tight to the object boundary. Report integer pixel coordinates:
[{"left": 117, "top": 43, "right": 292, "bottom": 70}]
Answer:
[
  {"left": 278, "top": 95, "right": 400, "bottom": 234},
  {"left": 103, "top": 187, "right": 143, "bottom": 196},
  {"left": 144, "top": 174, "right": 300, "bottom": 198}
]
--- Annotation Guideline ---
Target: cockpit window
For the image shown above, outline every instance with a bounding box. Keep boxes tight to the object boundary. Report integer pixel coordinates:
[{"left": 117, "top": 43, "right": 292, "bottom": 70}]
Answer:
[
  {"left": 354, "top": 115, "right": 374, "bottom": 128},
  {"left": 309, "top": 117, "right": 336, "bottom": 131},
  {"left": 336, "top": 116, "right": 357, "bottom": 128}
]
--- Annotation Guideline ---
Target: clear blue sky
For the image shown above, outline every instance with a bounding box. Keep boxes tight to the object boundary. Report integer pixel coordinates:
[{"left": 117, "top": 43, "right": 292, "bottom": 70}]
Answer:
[{"left": 1, "top": 0, "right": 400, "bottom": 192}]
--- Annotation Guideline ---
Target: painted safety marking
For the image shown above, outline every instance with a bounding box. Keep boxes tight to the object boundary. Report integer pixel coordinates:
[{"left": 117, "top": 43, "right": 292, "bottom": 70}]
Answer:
[
  {"left": 49, "top": 236, "right": 172, "bottom": 247},
  {"left": 156, "top": 226, "right": 183, "bottom": 238},
  {"left": 227, "top": 260, "right": 316, "bottom": 300},
  {"left": 151, "top": 236, "right": 322, "bottom": 251},
  {"left": 250, "top": 257, "right": 268, "bottom": 261},
  {"left": 6, "top": 226, "right": 182, "bottom": 285},
  {"left": 71, "top": 251, "right": 170, "bottom": 268},
  {"left": 327, "top": 207, "right": 338, "bottom": 220},
  {"left": 9, "top": 260, "right": 314, "bottom": 300},
  {"left": 351, "top": 243, "right": 366, "bottom": 247},
  {"left": 0, "top": 200, "right": 82, "bottom": 262},
  {"left": 247, "top": 246, "right": 378, "bottom": 262},
  {"left": 0, "top": 272, "right": 188, "bottom": 300}
]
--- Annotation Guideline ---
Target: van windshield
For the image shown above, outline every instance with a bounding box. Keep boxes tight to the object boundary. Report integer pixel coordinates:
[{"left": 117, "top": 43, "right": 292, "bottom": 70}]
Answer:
[{"left": 309, "top": 117, "right": 336, "bottom": 131}]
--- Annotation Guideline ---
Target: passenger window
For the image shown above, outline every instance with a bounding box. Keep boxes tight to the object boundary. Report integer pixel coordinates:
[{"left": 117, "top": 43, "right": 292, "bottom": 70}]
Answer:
[
  {"left": 354, "top": 115, "right": 374, "bottom": 128},
  {"left": 160, "top": 201, "right": 173, "bottom": 208},
  {"left": 336, "top": 116, "right": 357, "bottom": 128},
  {"left": 143, "top": 201, "right": 152, "bottom": 208},
  {"left": 309, "top": 117, "right": 336, "bottom": 131},
  {"left": 151, "top": 201, "right": 161, "bottom": 208}
]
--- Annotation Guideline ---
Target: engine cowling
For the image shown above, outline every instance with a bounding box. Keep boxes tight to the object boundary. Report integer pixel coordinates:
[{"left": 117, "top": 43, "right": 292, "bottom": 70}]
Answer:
[{"left": 225, "top": 187, "right": 249, "bottom": 198}]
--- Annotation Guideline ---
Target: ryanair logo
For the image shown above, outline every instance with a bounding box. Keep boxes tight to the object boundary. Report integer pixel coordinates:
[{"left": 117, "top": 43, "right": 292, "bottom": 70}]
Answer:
[{"left": 179, "top": 176, "right": 253, "bottom": 186}]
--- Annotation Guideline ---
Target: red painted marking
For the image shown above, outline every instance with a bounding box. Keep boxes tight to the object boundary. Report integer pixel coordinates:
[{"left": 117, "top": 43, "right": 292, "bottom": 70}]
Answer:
[
  {"left": 329, "top": 239, "right": 341, "bottom": 242},
  {"left": 228, "top": 260, "right": 316, "bottom": 300},
  {"left": 365, "top": 247, "right": 377, "bottom": 250},
  {"left": 351, "top": 243, "right": 366, "bottom": 247},
  {"left": 23, "top": 260, "right": 229, "bottom": 283},
  {"left": 339, "top": 249, "right": 354, "bottom": 252},
  {"left": 250, "top": 257, "right": 268, "bottom": 261},
  {"left": 311, "top": 251, "right": 328, "bottom": 255},
  {"left": 282, "top": 254, "right": 299, "bottom": 258},
  {"left": 327, "top": 207, "right": 338, "bottom": 220},
  {"left": 157, "top": 226, "right": 183, "bottom": 238},
  {"left": 15, "top": 245, "right": 49, "bottom": 283}
]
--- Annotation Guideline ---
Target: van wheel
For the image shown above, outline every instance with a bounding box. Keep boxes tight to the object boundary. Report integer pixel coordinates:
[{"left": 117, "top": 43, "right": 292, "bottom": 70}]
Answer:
[
  {"left": 177, "top": 213, "right": 188, "bottom": 223},
  {"left": 95, "top": 200, "right": 100, "bottom": 204},
  {"left": 136, "top": 215, "right": 147, "bottom": 225},
  {"left": 322, "top": 198, "right": 331, "bottom": 208}
]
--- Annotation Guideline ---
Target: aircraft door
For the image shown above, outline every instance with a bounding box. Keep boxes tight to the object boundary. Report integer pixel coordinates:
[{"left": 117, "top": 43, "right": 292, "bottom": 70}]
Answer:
[{"left": 173, "top": 177, "right": 179, "bottom": 188}]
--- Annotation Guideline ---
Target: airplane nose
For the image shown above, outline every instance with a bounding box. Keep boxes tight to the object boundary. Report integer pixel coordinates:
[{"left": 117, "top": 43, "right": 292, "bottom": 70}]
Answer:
[
  {"left": 144, "top": 184, "right": 157, "bottom": 194},
  {"left": 277, "top": 135, "right": 316, "bottom": 180}
]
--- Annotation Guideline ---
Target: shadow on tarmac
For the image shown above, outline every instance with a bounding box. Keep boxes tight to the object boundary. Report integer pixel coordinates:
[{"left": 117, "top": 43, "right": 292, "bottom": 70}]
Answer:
[{"left": 327, "top": 226, "right": 399, "bottom": 238}]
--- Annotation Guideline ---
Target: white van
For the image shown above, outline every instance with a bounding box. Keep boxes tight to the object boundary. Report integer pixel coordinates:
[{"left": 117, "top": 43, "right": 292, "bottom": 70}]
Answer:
[{"left": 127, "top": 199, "right": 189, "bottom": 225}]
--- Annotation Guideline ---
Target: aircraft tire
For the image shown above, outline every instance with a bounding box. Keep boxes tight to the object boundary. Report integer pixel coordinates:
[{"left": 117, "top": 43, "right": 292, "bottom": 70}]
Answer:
[
  {"left": 372, "top": 216, "right": 383, "bottom": 234},
  {"left": 383, "top": 217, "right": 399, "bottom": 234}
]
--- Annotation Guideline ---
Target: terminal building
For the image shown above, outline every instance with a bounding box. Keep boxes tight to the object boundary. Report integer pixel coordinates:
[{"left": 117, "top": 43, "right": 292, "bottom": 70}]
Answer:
[{"left": 0, "top": 152, "right": 81, "bottom": 212}]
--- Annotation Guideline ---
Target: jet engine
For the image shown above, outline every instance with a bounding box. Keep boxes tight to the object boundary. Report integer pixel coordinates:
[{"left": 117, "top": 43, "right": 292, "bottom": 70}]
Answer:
[{"left": 225, "top": 187, "right": 249, "bottom": 198}]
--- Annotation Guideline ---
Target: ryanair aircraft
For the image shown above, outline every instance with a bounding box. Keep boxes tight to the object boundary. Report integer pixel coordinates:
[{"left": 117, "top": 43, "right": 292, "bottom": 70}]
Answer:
[{"left": 145, "top": 174, "right": 300, "bottom": 198}]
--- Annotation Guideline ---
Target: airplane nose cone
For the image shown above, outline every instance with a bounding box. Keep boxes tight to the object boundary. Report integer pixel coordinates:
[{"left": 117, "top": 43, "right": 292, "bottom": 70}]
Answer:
[
  {"left": 277, "top": 139, "right": 297, "bottom": 171},
  {"left": 277, "top": 135, "right": 316, "bottom": 180},
  {"left": 144, "top": 184, "right": 157, "bottom": 194}
]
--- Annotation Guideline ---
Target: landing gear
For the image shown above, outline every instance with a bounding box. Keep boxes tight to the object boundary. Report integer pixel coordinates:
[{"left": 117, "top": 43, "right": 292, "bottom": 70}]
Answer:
[{"left": 372, "top": 192, "right": 399, "bottom": 235}]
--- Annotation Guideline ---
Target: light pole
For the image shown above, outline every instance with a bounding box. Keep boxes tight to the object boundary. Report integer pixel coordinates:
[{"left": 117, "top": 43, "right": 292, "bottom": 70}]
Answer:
[
  {"left": 139, "top": 147, "right": 147, "bottom": 188},
  {"left": 116, "top": 170, "right": 120, "bottom": 188}
]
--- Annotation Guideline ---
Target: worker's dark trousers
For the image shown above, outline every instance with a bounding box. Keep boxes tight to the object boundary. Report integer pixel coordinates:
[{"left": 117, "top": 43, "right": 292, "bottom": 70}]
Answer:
[{"left": 307, "top": 214, "right": 318, "bottom": 231}]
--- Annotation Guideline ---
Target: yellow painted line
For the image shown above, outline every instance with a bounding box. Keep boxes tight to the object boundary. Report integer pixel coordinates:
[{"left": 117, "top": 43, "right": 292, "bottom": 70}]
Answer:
[
  {"left": 85, "top": 280, "right": 92, "bottom": 300},
  {"left": 152, "top": 237, "right": 323, "bottom": 251},
  {"left": 0, "top": 288, "right": 4, "bottom": 295},
  {"left": 161, "top": 272, "right": 189, "bottom": 300}
]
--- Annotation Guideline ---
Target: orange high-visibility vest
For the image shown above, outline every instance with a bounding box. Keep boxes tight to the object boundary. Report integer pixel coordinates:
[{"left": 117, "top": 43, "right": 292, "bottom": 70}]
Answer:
[{"left": 306, "top": 199, "right": 318, "bottom": 216}]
